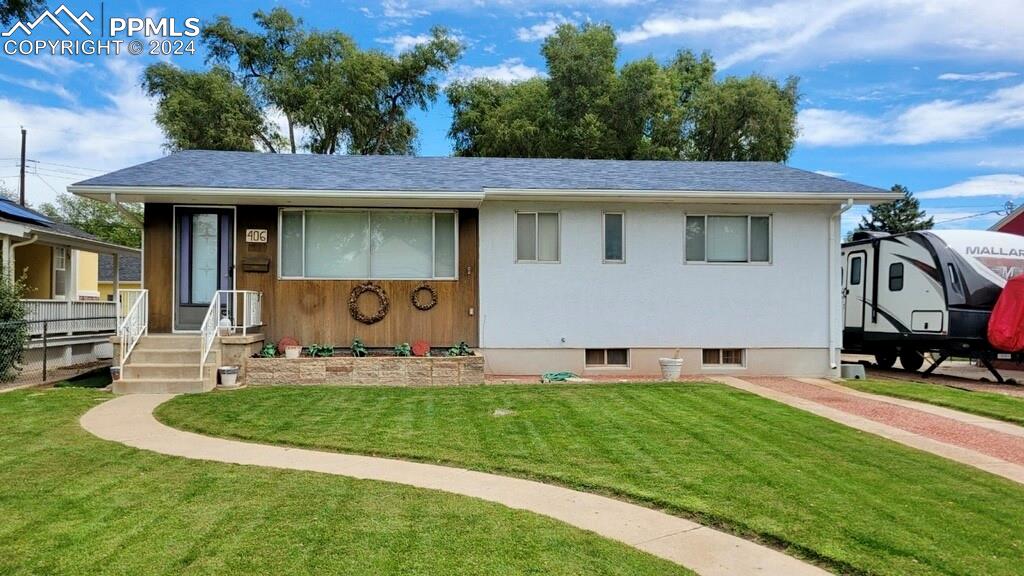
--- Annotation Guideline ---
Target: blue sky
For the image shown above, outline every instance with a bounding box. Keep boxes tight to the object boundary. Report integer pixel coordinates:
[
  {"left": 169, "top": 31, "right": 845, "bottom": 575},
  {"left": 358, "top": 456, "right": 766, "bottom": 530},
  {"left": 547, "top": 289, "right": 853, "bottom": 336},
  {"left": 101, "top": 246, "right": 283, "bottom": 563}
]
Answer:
[{"left": 0, "top": 0, "right": 1022, "bottom": 234}]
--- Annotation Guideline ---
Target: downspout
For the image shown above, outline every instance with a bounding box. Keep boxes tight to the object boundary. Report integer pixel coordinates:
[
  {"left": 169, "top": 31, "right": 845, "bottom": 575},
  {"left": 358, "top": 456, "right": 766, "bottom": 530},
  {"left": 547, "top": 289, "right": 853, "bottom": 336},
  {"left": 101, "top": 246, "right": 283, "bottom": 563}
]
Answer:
[
  {"left": 828, "top": 199, "right": 854, "bottom": 374},
  {"left": 109, "top": 192, "right": 143, "bottom": 228},
  {"left": 8, "top": 233, "right": 38, "bottom": 279}
]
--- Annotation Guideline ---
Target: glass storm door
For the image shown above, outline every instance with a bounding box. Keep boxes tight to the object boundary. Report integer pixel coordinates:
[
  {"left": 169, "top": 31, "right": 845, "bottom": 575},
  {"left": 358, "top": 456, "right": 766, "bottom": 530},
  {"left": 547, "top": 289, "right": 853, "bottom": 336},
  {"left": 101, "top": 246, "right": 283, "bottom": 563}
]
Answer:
[{"left": 175, "top": 208, "right": 233, "bottom": 331}]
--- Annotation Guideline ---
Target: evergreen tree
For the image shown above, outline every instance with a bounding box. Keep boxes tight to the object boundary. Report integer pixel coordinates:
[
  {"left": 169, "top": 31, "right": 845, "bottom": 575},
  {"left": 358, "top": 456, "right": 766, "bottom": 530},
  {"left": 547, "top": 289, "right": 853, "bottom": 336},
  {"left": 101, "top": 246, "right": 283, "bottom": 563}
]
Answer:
[{"left": 857, "top": 184, "right": 933, "bottom": 234}]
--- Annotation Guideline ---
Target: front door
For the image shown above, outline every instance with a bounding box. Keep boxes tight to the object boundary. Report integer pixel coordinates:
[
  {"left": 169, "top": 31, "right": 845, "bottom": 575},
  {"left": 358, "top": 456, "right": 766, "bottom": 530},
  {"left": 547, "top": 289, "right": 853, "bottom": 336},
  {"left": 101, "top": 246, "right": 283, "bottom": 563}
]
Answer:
[
  {"left": 844, "top": 251, "right": 866, "bottom": 329},
  {"left": 175, "top": 207, "right": 233, "bottom": 331}
]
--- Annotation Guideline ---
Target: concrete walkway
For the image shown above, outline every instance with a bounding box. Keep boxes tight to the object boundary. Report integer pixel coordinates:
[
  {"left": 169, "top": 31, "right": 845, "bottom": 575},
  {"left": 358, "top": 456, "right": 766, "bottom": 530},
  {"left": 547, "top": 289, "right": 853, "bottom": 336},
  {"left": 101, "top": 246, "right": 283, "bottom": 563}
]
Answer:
[
  {"left": 81, "top": 394, "right": 828, "bottom": 576},
  {"left": 713, "top": 376, "right": 1024, "bottom": 485}
]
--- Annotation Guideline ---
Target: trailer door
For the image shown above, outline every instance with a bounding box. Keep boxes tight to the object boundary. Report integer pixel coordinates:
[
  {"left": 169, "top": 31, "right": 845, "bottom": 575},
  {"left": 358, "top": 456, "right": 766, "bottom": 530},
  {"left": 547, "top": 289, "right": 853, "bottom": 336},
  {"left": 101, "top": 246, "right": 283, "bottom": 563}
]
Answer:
[{"left": 845, "top": 251, "right": 866, "bottom": 329}]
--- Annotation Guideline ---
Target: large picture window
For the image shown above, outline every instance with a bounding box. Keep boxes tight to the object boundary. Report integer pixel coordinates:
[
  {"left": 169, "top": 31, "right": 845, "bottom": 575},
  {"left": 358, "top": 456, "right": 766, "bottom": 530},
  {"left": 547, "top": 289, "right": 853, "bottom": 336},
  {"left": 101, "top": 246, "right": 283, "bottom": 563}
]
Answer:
[
  {"left": 685, "top": 215, "right": 771, "bottom": 263},
  {"left": 279, "top": 209, "right": 458, "bottom": 279}
]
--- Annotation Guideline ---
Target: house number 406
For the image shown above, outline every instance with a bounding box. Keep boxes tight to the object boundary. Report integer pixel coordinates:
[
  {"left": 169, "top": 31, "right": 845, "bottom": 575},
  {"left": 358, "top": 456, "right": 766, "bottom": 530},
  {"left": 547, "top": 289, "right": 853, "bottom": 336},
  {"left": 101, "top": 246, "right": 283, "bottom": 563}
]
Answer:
[{"left": 246, "top": 229, "right": 268, "bottom": 243}]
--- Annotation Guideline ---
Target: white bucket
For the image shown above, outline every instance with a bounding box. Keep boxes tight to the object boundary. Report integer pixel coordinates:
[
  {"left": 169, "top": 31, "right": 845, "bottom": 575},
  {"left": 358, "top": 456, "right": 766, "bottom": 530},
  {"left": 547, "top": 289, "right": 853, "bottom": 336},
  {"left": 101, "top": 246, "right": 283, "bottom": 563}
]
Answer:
[
  {"left": 218, "top": 366, "right": 240, "bottom": 388},
  {"left": 285, "top": 346, "right": 301, "bottom": 359},
  {"left": 659, "top": 358, "right": 684, "bottom": 380}
]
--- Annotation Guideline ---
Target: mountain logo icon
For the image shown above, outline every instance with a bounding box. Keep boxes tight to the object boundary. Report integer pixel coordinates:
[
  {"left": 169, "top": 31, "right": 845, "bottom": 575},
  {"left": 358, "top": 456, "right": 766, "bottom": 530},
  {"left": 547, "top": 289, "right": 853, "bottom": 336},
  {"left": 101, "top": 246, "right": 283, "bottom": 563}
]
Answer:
[{"left": 2, "top": 5, "right": 94, "bottom": 37}]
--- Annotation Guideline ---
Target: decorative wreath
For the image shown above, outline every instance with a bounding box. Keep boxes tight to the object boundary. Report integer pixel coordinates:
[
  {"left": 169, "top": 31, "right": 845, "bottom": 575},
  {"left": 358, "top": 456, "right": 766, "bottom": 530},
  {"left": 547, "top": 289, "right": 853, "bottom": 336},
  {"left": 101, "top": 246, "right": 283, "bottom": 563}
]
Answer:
[
  {"left": 411, "top": 283, "right": 438, "bottom": 311},
  {"left": 349, "top": 282, "right": 389, "bottom": 324}
]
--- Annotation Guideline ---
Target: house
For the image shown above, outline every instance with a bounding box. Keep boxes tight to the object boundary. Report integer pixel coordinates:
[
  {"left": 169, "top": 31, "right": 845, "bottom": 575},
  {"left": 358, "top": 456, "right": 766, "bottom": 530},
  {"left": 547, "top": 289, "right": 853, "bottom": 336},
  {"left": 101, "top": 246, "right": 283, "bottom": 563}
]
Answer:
[
  {"left": 0, "top": 198, "right": 140, "bottom": 379},
  {"left": 69, "top": 150, "right": 897, "bottom": 391},
  {"left": 990, "top": 205, "right": 1024, "bottom": 236},
  {"left": 98, "top": 254, "right": 141, "bottom": 301}
]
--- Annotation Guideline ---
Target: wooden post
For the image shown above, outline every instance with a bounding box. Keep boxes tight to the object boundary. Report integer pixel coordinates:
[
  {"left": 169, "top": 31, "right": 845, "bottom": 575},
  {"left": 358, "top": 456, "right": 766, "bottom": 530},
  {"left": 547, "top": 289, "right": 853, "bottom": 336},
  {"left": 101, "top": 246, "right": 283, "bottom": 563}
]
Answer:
[{"left": 19, "top": 128, "right": 26, "bottom": 207}]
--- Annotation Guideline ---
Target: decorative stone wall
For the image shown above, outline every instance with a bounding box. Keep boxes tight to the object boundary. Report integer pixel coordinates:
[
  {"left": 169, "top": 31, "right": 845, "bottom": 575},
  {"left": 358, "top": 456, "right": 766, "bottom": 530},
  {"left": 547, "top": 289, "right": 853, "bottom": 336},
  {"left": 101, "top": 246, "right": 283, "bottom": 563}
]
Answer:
[{"left": 245, "top": 353, "right": 485, "bottom": 387}]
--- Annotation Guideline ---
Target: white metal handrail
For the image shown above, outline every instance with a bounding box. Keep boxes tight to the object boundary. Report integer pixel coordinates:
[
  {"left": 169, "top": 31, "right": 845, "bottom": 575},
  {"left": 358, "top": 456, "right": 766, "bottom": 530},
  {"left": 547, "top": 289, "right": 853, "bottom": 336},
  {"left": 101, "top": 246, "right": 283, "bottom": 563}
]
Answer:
[
  {"left": 117, "top": 289, "right": 148, "bottom": 368},
  {"left": 198, "top": 290, "right": 263, "bottom": 381}
]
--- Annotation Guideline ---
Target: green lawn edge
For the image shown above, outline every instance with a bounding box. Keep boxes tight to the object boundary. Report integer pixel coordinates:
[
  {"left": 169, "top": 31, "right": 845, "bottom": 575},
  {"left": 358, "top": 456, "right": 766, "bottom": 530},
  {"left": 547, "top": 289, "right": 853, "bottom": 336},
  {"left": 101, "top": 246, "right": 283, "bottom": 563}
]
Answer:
[{"left": 841, "top": 378, "right": 1024, "bottom": 426}]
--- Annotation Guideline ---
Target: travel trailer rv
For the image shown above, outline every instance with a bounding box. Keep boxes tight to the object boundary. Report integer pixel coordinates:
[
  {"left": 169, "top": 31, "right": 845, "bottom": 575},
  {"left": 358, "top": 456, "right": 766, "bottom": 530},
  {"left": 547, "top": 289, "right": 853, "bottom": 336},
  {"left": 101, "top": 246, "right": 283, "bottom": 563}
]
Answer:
[{"left": 841, "top": 229, "right": 1024, "bottom": 380}]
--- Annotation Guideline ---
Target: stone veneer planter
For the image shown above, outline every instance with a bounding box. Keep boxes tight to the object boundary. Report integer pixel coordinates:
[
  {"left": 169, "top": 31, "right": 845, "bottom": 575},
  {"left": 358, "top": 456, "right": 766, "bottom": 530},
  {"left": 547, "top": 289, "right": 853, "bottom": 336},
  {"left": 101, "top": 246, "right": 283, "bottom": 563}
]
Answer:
[{"left": 245, "top": 353, "right": 485, "bottom": 387}]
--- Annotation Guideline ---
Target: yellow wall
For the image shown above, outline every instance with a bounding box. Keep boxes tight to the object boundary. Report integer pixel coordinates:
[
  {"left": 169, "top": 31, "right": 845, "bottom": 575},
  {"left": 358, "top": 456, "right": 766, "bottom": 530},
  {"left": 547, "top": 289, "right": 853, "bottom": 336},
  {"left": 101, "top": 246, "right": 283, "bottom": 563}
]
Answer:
[
  {"left": 14, "top": 243, "right": 51, "bottom": 298},
  {"left": 75, "top": 250, "right": 99, "bottom": 299},
  {"left": 98, "top": 281, "right": 142, "bottom": 302}
]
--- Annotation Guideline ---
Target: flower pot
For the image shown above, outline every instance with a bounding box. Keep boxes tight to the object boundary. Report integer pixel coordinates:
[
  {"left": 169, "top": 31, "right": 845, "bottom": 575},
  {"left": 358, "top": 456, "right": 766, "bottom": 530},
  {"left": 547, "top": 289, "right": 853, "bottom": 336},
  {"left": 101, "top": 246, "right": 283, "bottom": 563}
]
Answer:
[
  {"left": 659, "top": 358, "right": 684, "bottom": 380},
  {"left": 218, "top": 366, "right": 240, "bottom": 388},
  {"left": 284, "top": 346, "right": 302, "bottom": 359},
  {"left": 110, "top": 366, "right": 121, "bottom": 381}
]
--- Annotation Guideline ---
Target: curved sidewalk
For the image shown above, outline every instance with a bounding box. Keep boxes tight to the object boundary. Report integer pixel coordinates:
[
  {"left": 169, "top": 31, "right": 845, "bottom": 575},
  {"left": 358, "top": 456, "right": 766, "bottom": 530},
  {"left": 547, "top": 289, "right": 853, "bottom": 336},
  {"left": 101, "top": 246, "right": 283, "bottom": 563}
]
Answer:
[{"left": 81, "top": 394, "right": 828, "bottom": 576}]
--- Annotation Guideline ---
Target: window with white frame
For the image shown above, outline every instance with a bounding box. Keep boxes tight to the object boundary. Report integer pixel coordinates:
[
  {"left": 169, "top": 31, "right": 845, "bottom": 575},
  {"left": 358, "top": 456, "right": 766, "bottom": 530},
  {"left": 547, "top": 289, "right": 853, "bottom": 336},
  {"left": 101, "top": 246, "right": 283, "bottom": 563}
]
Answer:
[
  {"left": 279, "top": 209, "right": 457, "bottom": 279},
  {"left": 603, "top": 212, "right": 624, "bottom": 262},
  {"left": 516, "top": 211, "right": 559, "bottom": 262},
  {"left": 52, "top": 247, "right": 67, "bottom": 299},
  {"left": 685, "top": 215, "right": 770, "bottom": 263}
]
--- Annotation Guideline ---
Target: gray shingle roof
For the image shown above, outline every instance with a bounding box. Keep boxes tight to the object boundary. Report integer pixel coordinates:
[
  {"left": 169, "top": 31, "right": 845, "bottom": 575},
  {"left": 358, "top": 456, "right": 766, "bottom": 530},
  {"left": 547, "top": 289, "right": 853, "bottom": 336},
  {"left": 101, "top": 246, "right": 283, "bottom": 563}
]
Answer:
[
  {"left": 98, "top": 254, "right": 141, "bottom": 282},
  {"left": 73, "top": 150, "right": 886, "bottom": 196}
]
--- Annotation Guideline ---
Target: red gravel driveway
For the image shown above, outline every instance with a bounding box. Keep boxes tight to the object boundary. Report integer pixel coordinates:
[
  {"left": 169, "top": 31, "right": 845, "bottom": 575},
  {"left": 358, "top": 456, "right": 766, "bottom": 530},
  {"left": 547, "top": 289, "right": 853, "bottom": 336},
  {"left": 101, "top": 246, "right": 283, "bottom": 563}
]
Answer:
[{"left": 747, "top": 377, "right": 1024, "bottom": 466}]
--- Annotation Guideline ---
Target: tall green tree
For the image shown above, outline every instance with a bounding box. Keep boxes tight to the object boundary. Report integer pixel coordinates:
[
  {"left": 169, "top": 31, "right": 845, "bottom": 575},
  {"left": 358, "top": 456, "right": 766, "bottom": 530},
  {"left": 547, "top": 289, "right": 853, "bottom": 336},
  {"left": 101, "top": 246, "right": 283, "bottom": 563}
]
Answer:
[
  {"left": 142, "top": 64, "right": 272, "bottom": 152},
  {"left": 857, "top": 185, "right": 934, "bottom": 234},
  {"left": 145, "top": 8, "right": 462, "bottom": 155},
  {"left": 447, "top": 23, "right": 797, "bottom": 161},
  {"left": 37, "top": 194, "right": 143, "bottom": 248}
]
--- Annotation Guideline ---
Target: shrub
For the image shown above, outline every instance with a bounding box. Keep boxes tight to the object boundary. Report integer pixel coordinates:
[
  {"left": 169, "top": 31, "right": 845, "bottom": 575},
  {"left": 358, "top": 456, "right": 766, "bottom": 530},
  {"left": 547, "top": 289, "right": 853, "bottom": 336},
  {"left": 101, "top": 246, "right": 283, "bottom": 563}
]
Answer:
[
  {"left": 411, "top": 340, "right": 430, "bottom": 357},
  {"left": 307, "top": 344, "right": 335, "bottom": 358},
  {"left": 446, "top": 341, "right": 471, "bottom": 357},
  {"left": 351, "top": 338, "right": 368, "bottom": 357},
  {"left": 259, "top": 342, "right": 277, "bottom": 358},
  {"left": 394, "top": 342, "right": 412, "bottom": 357},
  {"left": 0, "top": 273, "right": 28, "bottom": 382}
]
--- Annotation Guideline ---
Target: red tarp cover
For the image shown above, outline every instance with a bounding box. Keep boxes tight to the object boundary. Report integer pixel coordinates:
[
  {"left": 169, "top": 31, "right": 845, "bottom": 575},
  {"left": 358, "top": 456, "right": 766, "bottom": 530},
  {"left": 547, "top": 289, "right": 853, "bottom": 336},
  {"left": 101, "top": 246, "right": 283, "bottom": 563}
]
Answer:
[{"left": 988, "top": 275, "right": 1024, "bottom": 352}]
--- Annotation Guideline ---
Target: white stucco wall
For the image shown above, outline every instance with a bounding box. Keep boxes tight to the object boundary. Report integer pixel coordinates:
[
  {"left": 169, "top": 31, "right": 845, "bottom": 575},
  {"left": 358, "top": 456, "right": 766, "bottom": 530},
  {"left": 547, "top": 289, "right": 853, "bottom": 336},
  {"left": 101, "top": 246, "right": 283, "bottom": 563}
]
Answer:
[{"left": 477, "top": 201, "right": 835, "bottom": 350}]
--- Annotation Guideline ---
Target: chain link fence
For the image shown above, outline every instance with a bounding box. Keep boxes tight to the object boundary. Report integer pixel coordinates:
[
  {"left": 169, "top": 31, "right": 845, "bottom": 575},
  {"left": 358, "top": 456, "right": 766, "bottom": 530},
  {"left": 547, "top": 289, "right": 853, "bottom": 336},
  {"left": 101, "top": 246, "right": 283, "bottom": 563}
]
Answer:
[{"left": 0, "top": 315, "right": 117, "bottom": 390}]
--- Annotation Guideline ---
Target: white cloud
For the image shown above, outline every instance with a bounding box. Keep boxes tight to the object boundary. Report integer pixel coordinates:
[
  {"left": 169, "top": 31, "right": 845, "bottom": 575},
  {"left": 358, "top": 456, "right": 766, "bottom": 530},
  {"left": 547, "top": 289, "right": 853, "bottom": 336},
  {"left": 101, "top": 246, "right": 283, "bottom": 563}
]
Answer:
[
  {"left": 448, "top": 58, "right": 542, "bottom": 83},
  {"left": 813, "top": 170, "right": 844, "bottom": 178},
  {"left": 516, "top": 14, "right": 573, "bottom": 42},
  {"left": 376, "top": 33, "right": 433, "bottom": 53},
  {"left": 616, "top": 0, "right": 1024, "bottom": 69},
  {"left": 939, "top": 71, "right": 1018, "bottom": 81},
  {"left": 618, "top": 10, "right": 776, "bottom": 45},
  {"left": 917, "top": 174, "right": 1024, "bottom": 199},
  {"left": 0, "top": 57, "right": 163, "bottom": 206},
  {"left": 6, "top": 54, "right": 90, "bottom": 75},
  {"left": 0, "top": 73, "right": 75, "bottom": 103},
  {"left": 799, "top": 82, "right": 1024, "bottom": 146}
]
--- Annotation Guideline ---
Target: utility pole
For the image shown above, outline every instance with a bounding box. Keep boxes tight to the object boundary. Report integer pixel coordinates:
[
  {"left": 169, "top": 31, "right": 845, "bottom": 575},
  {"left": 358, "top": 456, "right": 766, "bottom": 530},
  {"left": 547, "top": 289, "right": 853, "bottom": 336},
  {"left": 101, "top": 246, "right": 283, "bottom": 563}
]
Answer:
[{"left": 19, "top": 127, "right": 26, "bottom": 206}]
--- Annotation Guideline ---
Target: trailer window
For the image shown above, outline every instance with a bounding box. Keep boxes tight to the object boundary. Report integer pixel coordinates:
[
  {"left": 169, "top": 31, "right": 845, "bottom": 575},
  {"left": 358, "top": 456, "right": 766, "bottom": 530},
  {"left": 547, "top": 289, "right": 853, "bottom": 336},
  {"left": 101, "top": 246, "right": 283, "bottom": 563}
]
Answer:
[
  {"left": 947, "top": 263, "right": 961, "bottom": 293},
  {"left": 850, "top": 256, "right": 862, "bottom": 285},
  {"left": 889, "top": 262, "right": 904, "bottom": 291}
]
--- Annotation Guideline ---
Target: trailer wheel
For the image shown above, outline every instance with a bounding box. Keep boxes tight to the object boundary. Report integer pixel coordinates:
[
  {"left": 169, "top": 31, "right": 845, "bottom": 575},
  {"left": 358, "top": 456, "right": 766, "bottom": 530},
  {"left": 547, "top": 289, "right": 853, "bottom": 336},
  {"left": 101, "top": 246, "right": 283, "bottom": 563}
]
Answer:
[
  {"left": 899, "top": 350, "right": 925, "bottom": 372},
  {"left": 874, "top": 352, "right": 897, "bottom": 369}
]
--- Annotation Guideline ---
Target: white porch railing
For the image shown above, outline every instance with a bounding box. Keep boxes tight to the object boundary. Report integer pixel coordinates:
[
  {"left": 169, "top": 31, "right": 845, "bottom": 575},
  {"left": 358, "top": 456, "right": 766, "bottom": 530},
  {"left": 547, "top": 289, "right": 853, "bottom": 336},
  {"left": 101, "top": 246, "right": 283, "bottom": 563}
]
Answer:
[
  {"left": 199, "top": 290, "right": 263, "bottom": 381},
  {"left": 117, "top": 289, "right": 148, "bottom": 368},
  {"left": 22, "top": 299, "right": 117, "bottom": 337}
]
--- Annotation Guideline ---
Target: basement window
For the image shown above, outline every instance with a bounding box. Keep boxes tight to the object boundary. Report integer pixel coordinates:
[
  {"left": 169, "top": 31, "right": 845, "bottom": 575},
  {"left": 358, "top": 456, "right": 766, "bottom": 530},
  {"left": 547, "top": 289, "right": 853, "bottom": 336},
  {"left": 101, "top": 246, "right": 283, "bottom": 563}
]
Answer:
[
  {"left": 585, "top": 348, "right": 629, "bottom": 367},
  {"left": 702, "top": 348, "right": 745, "bottom": 368}
]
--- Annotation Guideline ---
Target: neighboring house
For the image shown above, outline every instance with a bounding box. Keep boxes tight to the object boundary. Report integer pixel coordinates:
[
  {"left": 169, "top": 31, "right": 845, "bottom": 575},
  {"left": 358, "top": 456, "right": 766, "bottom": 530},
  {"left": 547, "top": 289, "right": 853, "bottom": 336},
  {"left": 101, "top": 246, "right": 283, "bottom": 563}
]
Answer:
[
  {"left": 990, "top": 205, "right": 1024, "bottom": 236},
  {"left": 0, "top": 198, "right": 140, "bottom": 377},
  {"left": 98, "top": 254, "right": 142, "bottom": 301},
  {"left": 70, "top": 150, "right": 897, "bottom": 383}
]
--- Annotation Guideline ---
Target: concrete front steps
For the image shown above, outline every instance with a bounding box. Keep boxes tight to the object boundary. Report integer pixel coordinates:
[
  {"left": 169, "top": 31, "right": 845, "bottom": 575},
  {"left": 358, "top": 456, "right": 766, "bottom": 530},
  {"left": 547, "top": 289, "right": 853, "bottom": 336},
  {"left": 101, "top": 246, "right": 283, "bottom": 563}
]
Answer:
[{"left": 113, "top": 334, "right": 218, "bottom": 394}]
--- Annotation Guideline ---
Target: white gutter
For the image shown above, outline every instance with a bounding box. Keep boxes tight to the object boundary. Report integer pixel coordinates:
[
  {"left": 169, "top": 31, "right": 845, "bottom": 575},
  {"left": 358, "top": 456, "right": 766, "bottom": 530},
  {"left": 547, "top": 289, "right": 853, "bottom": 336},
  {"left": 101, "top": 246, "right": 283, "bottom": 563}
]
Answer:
[
  {"left": 7, "top": 233, "right": 37, "bottom": 279},
  {"left": 828, "top": 198, "right": 854, "bottom": 374}
]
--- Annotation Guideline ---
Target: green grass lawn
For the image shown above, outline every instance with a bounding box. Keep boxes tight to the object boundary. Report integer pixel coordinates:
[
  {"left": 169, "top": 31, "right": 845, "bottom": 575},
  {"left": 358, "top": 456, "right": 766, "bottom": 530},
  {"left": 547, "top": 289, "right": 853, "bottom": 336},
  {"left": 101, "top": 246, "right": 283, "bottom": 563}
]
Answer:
[
  {"left": 842, "top": 378, "right": 1024, "bottom": 426},
  {"left": 159, "top": 383, "right": 1024, "bottom": 576},
  {"left": 0, "top": 389, "right": 691, "bottom": 576}
]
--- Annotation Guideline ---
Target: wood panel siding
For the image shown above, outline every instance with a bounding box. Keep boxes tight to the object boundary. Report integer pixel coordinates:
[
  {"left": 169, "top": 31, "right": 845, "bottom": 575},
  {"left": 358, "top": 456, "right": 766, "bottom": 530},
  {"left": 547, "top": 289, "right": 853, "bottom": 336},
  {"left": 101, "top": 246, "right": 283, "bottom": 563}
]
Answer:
[
  {"left": 144, "top": 204, "right": 479, "bottom": 346},
  {"left": 143, "top": 203, "right": 173, "bottom": 332}
]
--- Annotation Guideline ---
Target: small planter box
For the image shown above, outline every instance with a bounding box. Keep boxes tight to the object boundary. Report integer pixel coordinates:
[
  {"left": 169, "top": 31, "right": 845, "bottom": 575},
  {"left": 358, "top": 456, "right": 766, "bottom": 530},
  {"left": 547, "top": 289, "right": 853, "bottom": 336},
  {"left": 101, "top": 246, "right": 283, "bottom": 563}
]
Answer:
[{"left": 245, "top": 353, "right": 484, "bottom": 387}]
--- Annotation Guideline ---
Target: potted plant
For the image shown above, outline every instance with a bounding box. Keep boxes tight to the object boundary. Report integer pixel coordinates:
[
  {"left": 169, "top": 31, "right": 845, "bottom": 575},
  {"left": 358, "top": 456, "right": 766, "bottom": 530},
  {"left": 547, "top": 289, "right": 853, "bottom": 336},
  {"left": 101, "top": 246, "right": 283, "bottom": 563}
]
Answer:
[
  {"left": 394, "top": 342, "right": 412, "bottom": 356},
  {"left": 279, "top": 337, "right": 301, "bottom": 359},
  {"left": 351, "top": 338, "right": 368, "bottom": 357},
  {"left": 218, "top": 366, "right": 240, "bottom": 388},
  {"left": 659, "top": 350, "right": 684, "bottom": 380},
  {"left": 411, "top": 340, "right": 430, "bottom": 357}
]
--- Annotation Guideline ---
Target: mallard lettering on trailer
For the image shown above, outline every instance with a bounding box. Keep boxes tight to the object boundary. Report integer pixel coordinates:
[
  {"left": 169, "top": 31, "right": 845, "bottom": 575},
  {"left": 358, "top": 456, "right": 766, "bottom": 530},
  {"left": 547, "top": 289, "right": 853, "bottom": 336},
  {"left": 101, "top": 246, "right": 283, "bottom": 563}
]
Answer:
[{"left": 965, "top": 246, "right": 1024, "bottom": 257}]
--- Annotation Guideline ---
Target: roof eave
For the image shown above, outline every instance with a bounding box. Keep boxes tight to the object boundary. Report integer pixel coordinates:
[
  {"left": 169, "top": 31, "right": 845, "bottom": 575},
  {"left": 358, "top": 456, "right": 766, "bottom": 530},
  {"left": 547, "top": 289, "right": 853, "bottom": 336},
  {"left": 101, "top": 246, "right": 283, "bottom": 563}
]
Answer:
[{"left": 482, "top": 188, "right": 901, "bottom": 204}]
